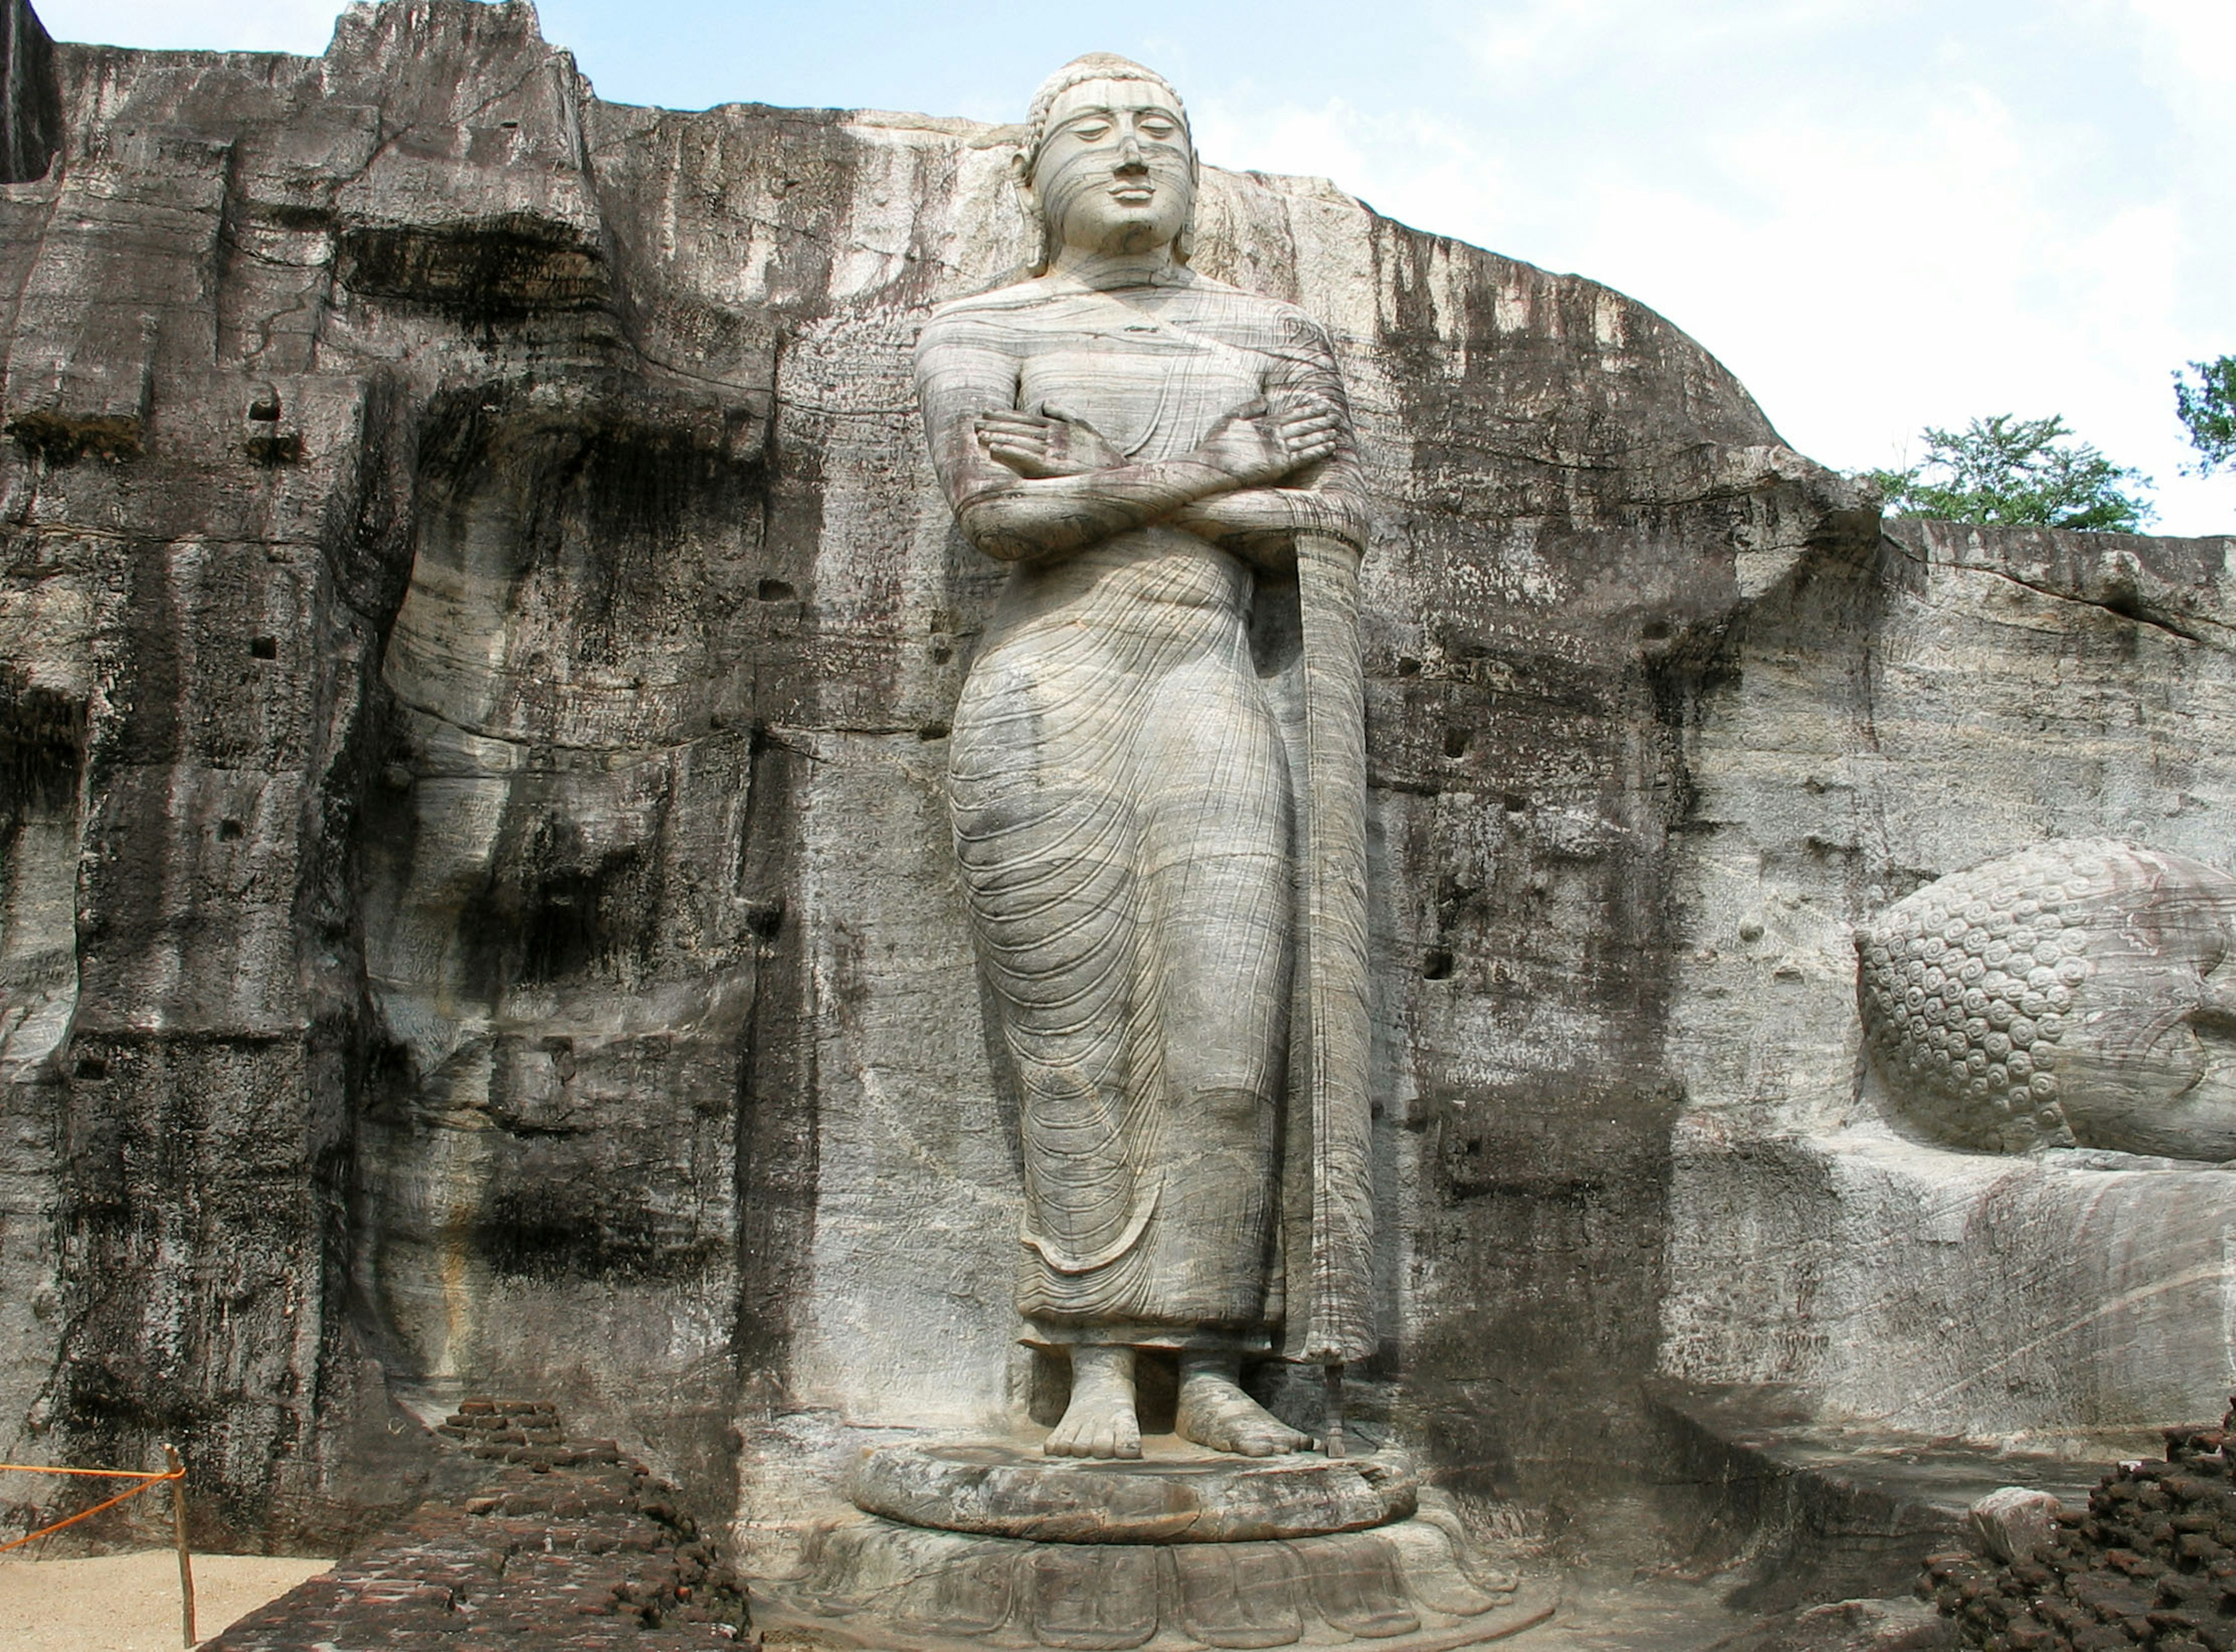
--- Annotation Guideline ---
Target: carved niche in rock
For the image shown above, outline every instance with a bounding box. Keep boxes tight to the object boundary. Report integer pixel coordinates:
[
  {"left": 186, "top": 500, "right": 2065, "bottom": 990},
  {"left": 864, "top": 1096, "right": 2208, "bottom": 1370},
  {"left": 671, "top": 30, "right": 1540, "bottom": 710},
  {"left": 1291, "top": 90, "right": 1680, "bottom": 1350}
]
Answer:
[
  {"left": 352, "top": 383, "right": 764, "bottom": 1393},
  {"left": 1857, "top": 840, "right": 2236, "bottom": 1161}
]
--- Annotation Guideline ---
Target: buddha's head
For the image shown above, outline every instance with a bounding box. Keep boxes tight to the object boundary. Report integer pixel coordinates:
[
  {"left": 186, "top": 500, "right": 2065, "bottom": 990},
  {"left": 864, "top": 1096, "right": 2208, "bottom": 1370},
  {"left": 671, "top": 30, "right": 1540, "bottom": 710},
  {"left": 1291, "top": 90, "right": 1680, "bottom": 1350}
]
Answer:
[
  {"left": 1015, "top": 54, "right": 1197, "bottom": 273},
  {"left": 1858, "top": 840, "right": 2236, "bottom": 1161}
]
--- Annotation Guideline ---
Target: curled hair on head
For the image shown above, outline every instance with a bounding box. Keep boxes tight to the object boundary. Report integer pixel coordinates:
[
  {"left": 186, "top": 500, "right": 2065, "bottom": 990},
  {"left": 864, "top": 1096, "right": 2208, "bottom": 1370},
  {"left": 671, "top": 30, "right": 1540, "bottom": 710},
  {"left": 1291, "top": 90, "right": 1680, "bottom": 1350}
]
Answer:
[{"left": 1014, "top": 53, "right": 1197, "bottom": 274}]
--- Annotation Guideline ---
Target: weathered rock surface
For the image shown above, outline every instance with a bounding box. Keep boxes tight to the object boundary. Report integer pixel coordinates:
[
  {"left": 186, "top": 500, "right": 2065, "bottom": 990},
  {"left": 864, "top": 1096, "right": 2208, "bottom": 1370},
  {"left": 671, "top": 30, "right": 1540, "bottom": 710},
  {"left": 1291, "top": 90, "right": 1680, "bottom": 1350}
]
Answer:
[
  {"left": 5, "top": 0, "right": 2231, "bottom": 1587},
  {"left": 0, "top": 0, "right": 56, "bottom": 185},
  {"left": 1660, "top": 519, "right": 2236, "bottom": 1441},
  {"left": 1649, "top": 1381, "right": 2115, "bottom": 1614}
]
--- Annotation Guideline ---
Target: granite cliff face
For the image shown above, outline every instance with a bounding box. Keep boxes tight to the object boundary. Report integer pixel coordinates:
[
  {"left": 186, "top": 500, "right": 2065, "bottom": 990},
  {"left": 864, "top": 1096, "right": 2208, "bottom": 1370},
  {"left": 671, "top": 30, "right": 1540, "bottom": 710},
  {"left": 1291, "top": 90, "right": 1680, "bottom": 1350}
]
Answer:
[
  {"left": 3, "top": 0, "right": 2226, "bottom": 1562},
  {"left": 1661, "top": 517, "right": 2236, "bottom": 1444}
]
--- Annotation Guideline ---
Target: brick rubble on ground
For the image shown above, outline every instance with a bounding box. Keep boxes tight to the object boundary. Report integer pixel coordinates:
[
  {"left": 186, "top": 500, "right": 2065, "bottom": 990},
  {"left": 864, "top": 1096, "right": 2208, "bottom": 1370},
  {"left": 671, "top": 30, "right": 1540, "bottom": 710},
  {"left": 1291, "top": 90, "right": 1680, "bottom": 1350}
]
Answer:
[
  {"left": 1925, "top": 1400, "right": 2236, "bottom": 1652},
  {"left": 206, "top": 1401, "right": 749, "bottom": 1648}
]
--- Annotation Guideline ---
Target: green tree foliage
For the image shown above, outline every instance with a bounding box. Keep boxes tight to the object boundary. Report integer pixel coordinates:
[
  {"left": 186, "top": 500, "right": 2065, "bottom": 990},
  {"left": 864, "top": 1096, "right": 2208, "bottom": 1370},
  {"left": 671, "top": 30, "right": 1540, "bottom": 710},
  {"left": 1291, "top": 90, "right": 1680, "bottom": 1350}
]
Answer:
[
  {"left": 1867, "top": 413, "right": 2155, "bottom": 533},
  {"left": 2174, "top": 355, "right": 2235, "bottom": 476}
]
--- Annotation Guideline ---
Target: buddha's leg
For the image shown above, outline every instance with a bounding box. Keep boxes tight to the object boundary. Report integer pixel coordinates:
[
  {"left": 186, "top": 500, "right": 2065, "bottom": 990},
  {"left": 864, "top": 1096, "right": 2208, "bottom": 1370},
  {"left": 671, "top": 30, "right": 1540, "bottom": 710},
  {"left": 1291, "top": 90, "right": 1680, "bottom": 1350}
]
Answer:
[
  {"left": 1137, "top": 650, "right": 1310, "bottom": 1455},
  {"left": 950, "top": 647, "right": 1162, "bottom": 1459}
]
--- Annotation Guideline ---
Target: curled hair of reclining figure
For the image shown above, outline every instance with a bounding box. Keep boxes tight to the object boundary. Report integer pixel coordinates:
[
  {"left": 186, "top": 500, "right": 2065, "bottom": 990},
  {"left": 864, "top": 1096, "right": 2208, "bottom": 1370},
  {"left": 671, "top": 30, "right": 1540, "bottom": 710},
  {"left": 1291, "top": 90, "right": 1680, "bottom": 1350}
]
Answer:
[{"left": 1857, "top": 844, "right": 2107, "bottom": 1154}]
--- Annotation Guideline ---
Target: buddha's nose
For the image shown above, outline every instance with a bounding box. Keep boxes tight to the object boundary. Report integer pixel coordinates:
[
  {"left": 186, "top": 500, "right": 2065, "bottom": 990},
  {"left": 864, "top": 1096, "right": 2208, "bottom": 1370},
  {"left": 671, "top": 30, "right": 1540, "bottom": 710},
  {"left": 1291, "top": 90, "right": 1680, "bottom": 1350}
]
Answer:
[{"left": 1117, "top": 135, "right": 1146, "bottom": 170}]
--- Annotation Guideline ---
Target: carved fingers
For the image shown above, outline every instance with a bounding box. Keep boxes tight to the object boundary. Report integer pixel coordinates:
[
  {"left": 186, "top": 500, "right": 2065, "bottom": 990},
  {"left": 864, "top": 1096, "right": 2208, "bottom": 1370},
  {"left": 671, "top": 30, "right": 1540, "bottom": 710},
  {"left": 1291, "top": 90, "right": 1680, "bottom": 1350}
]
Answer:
[
  {"left": 976, "top": 404, "right": 1127, "bottom": 478},
  {"left": 1194, "top": 394, "right": 1340, "bottom": 489},
  {"left": 1269, "top": 390, "right": 1342, "bottom": 469}
]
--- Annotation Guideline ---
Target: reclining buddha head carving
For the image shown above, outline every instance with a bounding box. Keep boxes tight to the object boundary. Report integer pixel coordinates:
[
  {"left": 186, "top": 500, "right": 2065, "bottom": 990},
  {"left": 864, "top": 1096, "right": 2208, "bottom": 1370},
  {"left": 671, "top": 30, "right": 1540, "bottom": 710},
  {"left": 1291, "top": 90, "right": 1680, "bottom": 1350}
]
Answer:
[{"left": 1856, "top": 840, "right": 2236, "bottom": 1161}]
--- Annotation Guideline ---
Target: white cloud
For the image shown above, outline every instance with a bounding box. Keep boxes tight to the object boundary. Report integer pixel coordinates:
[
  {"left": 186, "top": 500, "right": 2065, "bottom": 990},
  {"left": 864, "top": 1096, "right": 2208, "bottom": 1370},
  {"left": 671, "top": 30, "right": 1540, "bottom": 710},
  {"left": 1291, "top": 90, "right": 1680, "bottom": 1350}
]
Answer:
[
  {"left": 34, "top": 0, "right": 343, "bottom": 55},
  {"left": 2124, "top": 0, "right": 2236, "bottom": 112},
  {"left": 1472, "top": 0, "right": 1876, "bottom": 82},
  {"left": 1193, "top": 1, "right": 2231, "bottom": 532}
]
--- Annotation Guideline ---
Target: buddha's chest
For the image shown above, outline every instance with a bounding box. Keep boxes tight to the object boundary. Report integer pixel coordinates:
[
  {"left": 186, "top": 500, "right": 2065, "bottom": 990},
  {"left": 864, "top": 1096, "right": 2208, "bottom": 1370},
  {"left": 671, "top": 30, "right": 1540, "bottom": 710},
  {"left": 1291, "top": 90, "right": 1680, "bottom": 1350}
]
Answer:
[{"left": 1016, "top": 327, "right": 1268, "bottom": 461}]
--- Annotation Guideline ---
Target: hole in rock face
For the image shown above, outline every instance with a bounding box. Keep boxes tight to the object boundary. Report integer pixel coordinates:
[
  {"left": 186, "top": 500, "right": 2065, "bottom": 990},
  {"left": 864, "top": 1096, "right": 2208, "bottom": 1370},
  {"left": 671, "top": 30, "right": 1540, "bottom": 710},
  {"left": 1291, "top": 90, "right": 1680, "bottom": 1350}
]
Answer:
[
  {"left": 1422, "top": 947, "right": 1455, "bottom": 981},
  {"left": 218, "top": 819, "right": 246, "bottom": 841},
  {"left": 1395, "top": 656, "right": 1423, "bottom": 677},
  {"left": 918, "top": 721, "right": 950, "bottom": 741},
  {"left": 1641, "top": 620, "right": 1671, "bottom": 641},
  {"left": 244, "top": 431, "right": 303, "bottom": 464},
  {"left": 73, "top": 1055, "right": 107, "bottom": 1080},
  {"left": 246, "top": 392, "right": 282, "bottom": 423},
  {"left": 1503, "top": 794, "right": 1527, "bottom": 813},
  {"left": 249, "top": 636, "right": 278, "bottom": 659},
  {"left": 1444, "top": 726, "right": 1472, "bottom": 759},
  {"left": 757, "top": 579, "right": 796, "bottom": 602}
]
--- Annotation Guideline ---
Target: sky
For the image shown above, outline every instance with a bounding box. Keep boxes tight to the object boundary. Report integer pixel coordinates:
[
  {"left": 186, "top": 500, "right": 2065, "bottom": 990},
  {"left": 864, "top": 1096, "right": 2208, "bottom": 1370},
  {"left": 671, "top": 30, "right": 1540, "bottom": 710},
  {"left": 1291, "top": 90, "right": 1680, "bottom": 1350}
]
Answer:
[{"left": 36, "top": 0, "right": 2235, "bottom": 535}]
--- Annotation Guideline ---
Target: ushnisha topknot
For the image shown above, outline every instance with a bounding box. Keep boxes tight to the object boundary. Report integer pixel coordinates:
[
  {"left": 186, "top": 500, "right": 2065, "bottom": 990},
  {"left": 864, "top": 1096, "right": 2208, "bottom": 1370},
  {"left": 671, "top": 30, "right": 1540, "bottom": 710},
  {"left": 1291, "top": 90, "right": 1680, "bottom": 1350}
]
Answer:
[{"left": 1020, "top": 53, "right": 1193, "bottom": 180}]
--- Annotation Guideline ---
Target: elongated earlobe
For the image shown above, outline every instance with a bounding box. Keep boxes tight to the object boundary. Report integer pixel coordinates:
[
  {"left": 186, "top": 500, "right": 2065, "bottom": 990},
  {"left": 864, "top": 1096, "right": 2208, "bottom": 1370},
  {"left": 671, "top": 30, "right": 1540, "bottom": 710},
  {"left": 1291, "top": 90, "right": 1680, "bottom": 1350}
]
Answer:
[
  {"left": 1012, "top": 153, "right": 1051, "bottom": 276},
  {"left": 1172, "top": 158, "right": 1199, "bottom": 264}
]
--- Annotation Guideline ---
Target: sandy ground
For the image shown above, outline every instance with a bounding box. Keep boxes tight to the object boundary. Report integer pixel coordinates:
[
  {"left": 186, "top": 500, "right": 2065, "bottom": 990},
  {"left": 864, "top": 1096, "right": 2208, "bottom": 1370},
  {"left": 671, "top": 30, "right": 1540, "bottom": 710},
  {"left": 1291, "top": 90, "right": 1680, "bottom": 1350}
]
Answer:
[{"left": 0, "top": 1548, "right": 332, "bottom": 1650}]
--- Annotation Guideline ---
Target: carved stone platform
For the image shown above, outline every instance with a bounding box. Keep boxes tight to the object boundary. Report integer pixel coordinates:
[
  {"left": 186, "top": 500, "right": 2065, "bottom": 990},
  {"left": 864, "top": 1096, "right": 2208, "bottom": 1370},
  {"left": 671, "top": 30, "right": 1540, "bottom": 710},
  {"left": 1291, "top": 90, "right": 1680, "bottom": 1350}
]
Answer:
[
  {"left": 851, "top": 1441, "right": 1420, "bottom": 1544},
  {"left": 752, "top": 1442, "right": 1555, "bottom": 1651}
]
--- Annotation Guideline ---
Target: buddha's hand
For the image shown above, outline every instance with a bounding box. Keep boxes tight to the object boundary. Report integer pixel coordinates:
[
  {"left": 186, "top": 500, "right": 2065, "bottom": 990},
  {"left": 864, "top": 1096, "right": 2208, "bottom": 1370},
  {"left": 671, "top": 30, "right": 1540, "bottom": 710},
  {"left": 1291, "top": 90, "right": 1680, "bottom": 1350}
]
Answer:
[
  {"left": 1267, "top": 389, "right": 1343, "bottom": 473},
  {"left": 975, "top": 405, "right": 1127, "bottom": 478},
  {"left": 1192, "top": 395, "right": 1342, "bottom": 489}
]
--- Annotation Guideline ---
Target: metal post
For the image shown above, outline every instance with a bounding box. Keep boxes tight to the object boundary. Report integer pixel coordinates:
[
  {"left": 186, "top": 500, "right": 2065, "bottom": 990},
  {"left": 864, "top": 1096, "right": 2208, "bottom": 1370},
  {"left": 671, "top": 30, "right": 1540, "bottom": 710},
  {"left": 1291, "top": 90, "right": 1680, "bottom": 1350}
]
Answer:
[
  {"left": 1322, "top": 1363, "right": 1346, "bottom": 1459},
  {"left": 164, "top": 1445, "right": 195, "bottom": 1647}
]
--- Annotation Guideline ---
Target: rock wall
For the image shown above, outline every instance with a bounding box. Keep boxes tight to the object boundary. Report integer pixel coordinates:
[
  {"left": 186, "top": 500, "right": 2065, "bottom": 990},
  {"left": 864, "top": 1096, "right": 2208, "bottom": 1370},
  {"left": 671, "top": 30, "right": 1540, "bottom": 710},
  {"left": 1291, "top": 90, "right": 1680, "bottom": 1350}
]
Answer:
[
  {"left": 29, "top": 0, "right": 2201, "bottom": 1557},
  {"left": 0, "top": 0, "right": 56, "bottom": 185},
  {"left": 1659, "top": 519, "right": 2236, "bottom": 1440}
]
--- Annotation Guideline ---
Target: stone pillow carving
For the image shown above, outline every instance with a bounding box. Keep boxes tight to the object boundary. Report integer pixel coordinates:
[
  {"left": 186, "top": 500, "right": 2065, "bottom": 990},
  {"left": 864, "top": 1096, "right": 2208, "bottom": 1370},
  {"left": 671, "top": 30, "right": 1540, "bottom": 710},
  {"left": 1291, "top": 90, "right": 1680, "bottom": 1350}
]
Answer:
[{"left": 1856, "top": 840, "right": 2236, "bottom": 1160}]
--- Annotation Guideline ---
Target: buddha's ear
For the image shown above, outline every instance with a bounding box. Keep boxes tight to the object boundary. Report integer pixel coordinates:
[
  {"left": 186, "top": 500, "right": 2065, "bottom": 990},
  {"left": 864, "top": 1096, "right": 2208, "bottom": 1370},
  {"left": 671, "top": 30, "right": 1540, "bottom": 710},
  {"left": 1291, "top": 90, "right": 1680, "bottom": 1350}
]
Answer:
[
  {"left": 1172, "top": 151, "right": 1200, "bottom": 265},
  {"left": 1011, "top": 150, "right": 1051, "bottom": 276}
]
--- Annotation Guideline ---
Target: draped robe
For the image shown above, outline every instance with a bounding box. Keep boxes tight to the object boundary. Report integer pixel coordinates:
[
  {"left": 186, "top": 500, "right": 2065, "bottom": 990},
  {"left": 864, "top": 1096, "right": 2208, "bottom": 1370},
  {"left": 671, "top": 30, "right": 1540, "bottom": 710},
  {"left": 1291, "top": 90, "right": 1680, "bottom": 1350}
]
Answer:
[{"left": 914, "top": 267, "right": 1368, "bottom": 1350}]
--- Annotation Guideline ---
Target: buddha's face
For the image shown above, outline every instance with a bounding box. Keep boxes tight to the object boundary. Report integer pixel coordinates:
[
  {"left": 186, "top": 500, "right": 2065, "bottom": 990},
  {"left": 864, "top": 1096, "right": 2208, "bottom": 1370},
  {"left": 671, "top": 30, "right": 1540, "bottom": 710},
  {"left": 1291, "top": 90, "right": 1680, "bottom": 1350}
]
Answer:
[
  {"left": 2050, "top": 856, "right": 2236, "bottom": 1161},
  {"left": 1025, "top": 76, "right": 1194, "bottom": 260}
]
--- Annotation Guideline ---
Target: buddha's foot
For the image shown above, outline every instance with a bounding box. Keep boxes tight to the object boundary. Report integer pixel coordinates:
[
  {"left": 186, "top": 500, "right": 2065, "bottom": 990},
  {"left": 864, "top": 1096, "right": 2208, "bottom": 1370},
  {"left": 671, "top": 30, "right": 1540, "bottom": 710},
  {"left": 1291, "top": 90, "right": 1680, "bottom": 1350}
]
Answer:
[
  {"left": 1176, "top": 1353, "right": 1311, "bottom": 1457},
  {"left": 1046, "top": 1345, "right": 1141, "bottom": 1459}
]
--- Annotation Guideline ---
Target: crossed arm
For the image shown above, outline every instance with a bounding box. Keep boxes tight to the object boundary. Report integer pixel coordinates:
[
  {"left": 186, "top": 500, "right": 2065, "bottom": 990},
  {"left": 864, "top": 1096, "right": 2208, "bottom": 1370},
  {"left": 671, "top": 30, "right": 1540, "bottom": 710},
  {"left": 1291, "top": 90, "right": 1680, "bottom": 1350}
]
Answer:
[{"left": 914, "top": 311, "right": 1371, "bottom": 569}]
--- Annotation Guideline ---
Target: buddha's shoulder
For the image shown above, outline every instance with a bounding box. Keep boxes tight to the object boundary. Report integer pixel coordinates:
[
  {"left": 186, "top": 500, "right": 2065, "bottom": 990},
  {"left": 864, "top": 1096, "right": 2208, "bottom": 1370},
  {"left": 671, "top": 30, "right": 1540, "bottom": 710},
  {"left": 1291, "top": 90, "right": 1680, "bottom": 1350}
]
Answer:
[
  {"left": 1154, "top": 274, "right": 1329, "bottom": 338},
  {"left": 917, "top": 270, "right": 1328, "bottom": 343},
  {"left": 921, "top": 277, "right": 1081, "bottom": 330}
]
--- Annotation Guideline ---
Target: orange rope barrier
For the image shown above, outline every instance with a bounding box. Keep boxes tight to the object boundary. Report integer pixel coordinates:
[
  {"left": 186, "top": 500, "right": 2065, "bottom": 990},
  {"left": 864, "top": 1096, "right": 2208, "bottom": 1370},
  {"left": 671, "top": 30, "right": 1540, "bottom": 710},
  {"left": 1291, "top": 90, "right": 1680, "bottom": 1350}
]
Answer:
[
  {"left": 0, "top": 1464, "right": 184, "bottom": 1556},
  {"left": 2, "top": 1451, "right": 200, "bottom": 1643}
]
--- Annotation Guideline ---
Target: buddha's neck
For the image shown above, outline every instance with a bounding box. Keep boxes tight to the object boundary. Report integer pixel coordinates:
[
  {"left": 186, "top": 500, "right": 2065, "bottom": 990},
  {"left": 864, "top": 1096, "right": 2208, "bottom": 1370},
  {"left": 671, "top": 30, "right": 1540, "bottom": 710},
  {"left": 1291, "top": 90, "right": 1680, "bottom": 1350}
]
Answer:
[{"left": 1045, "top": 246, "right": 1184, "bottom": 291}]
